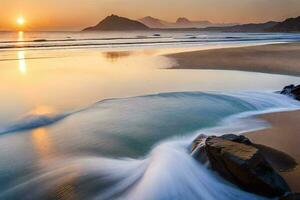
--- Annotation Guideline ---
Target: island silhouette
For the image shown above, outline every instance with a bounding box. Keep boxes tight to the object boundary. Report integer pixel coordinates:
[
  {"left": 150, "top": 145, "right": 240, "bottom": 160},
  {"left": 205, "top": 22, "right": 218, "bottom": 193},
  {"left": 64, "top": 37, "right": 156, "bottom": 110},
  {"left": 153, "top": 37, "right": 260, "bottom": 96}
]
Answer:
[{"left": 83, "top": 14, "right": 300, "bottom": 32}]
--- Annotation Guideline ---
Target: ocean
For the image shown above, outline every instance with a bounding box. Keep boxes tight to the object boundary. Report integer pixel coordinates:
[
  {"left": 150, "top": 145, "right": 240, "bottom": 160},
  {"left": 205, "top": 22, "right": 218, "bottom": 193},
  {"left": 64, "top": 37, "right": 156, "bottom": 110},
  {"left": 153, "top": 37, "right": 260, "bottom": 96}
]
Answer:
[{"left": 0, "top": 31, "right": 300, "bottom": 199}]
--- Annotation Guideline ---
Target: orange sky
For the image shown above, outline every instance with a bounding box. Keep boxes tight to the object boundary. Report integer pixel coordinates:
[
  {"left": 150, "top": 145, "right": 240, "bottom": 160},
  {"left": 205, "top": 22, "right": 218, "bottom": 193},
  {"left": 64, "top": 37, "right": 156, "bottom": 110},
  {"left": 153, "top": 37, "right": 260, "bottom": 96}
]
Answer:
[{"left": 0, "top": 0, "right": 299, "bottom": 31}]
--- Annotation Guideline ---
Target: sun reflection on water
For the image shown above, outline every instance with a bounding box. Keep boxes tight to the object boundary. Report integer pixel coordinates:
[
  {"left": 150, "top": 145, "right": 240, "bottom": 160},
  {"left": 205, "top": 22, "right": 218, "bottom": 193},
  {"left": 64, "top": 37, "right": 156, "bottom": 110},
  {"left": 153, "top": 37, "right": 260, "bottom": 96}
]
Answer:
[
  {"left": 30, "top": 105, "right": 56, "bottom": 115},
  {"left": 31, "top": 128, "right": 79, "bottom": 199},
  {"left": 18, "top": 31, "right": 24, "bottom": 43},
  {"left": 17, "top": 31, "right": 27, "bottom": 75},
  {"left": 18, "top": 51, "right": 27, "bottom": 75},
  {"left": 32, "top": 128, "right": 54, "bottom": 162}
]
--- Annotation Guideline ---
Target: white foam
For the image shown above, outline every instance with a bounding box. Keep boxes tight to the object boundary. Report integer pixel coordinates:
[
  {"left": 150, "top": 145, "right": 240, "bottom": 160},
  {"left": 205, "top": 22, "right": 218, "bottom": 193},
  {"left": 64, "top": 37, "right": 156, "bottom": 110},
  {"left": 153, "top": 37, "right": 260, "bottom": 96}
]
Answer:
[{"left": 1, "top": 91, "right": 298, "bottom": 199}]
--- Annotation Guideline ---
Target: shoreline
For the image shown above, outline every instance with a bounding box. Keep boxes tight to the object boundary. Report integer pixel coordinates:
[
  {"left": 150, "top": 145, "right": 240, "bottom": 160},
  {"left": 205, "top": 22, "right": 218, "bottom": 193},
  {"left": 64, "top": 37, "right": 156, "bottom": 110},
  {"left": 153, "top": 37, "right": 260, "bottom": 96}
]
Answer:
[
  {"left": 167, "top": 42, "right": 300, "bottom": 76},
  {"left": 168, "top": 42, "right": 300, "bottom": 192},
  {"left": 245, "top": 110, "right": 300, "bottom": 192}
]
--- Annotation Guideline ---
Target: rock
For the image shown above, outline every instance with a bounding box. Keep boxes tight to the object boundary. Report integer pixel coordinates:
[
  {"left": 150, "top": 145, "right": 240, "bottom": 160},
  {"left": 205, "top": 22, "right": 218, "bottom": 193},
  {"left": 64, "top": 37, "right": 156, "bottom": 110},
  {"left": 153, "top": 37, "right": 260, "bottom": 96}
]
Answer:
[
  {"left": 280, "top": 193, "right": 300, "bottom": 200},
  {"left": 193, "top": 135, "right": 291, "bottom": 197},
  {"left": 191, "top": 134, "right": 208, "bottom": 163},
  {"left": 280, "top": 84, "right": 295, "bottom": 95},
  {"left": 191, "top": 134, "right": 252, "bottom": 165},
  {"left": 220, "top": 134, "right": 252, "bottom": 145},
  {"left": 191, "top": 134, "right": 207, "bottom": 152},
  {"left": 280, "top": 84, "right": 300, "bottom": 100},
  {"left": 291, "top": 86, "right": 300, "bottom": 100},
  {"left": 253, "top": 144, "right": 298, "bottom": 172}
]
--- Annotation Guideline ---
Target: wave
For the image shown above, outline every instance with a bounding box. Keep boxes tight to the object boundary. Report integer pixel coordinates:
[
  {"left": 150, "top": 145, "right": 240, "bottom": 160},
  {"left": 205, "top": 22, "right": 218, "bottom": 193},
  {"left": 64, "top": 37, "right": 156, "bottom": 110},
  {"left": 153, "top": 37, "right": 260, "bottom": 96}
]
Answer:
[
  {"left": 1, "top": 91, "right": 299, "bottom": 137},
  {"left": 0, "top": 39, "right": 232, "bottom": 50},
  {"left": 1, "top": 36, "right": 300, "bottom": 50},
  {"left": 0, "top": 113, "right": 69, "bottom": 135},
  {"left": 0, "top": 140, "right": 270, "bottom": 200},
  {"left": 0, "top": 91, "right": 299, "bottom": 199},
  {"left": 0, "top": 36, "right": 171, "bottom": 45}
]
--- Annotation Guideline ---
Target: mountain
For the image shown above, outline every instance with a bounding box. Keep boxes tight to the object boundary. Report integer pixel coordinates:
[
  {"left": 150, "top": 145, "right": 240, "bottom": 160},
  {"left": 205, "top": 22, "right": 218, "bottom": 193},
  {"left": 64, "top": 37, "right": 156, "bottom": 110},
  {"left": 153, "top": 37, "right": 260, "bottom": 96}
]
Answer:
[
  {"left": 83, "top": 15, "right": 149, "bottom": 31},
  {"left": 83, "top": 14, "right": 299, "bottom": 32},
  {"left": 268, "top": 16, "right": 300, "bottom": 32},
  {"left": 176, "top": 17, "right": 191, "bottom": 24},
  {"left": 201, "top": 15, "right": 300, "bottom": 32},
  {"left": 139, "top": 16, "right": 212, "bottom": 28},
  {"left": 139, "top": 16, "right": 168, "bottom": 29},
  {"left": 175, "top": 17, "right": 211, "bottom": 28},
  {"left": 201, "top": 21, "right": 278, "bottom": 32}
]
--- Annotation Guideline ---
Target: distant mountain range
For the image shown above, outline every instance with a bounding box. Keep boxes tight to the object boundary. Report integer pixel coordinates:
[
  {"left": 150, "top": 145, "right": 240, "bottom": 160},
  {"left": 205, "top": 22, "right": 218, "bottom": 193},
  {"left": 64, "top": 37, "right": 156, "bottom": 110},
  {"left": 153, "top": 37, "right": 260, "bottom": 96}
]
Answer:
[
  {"left": 139, "top": 16, "right": 235, "bottom": 29},
  {"left": 200, "top": 16, "right": 300, "bottom": 32},
  {"left": 201, "top": 21, "right": 278, "bottom": 32},
  {"left": 83, "top": 15, "right": 300, "bottom": 32},
  {"left": 138, "top": 16, "right": 168, "bottom": 29}
]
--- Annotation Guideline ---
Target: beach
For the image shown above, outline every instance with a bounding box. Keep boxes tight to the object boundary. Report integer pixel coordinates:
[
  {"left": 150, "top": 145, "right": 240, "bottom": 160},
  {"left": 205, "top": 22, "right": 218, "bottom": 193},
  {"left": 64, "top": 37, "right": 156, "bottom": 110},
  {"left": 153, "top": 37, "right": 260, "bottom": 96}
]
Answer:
[
  {"left": 1, "top": 31, "right": 300, "bottom": 199},
  {"left": 168, "top": 42, "right": 300, "bottom": 76},
  {"left": 1, "top": 0, "right": 300, "bottom": 198},
  {"left": 246, "top": 111, "right": 300, "bottom": 192},
  {"left": 168, "top": 42, "right": 300, "bottom": 192}
]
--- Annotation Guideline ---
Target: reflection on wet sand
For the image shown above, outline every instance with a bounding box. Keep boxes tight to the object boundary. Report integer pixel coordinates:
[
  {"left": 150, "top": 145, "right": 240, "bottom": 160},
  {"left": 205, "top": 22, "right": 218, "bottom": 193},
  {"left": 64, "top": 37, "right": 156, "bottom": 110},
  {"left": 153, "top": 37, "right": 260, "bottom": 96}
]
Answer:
[
  {"left": 30, "top": 106, "right": 56, "bottom": 160},
  {"left": 49, "top": 171, "right": 79, "bottom": 200},
  {"left": 32, "top": 128, "right": 54, "bottom": 162},
  {"left": 103, "top": 51, "right": 132, "bottom": 62},
  {"left": 102, "top": 50, "right": 161, "bottom": 62},
  {"left": 30, "top": 105, "right": 56, "bottom": 115},
  {"left": 31, "top": 128, "right": 79, "bottom": 199},
  {"left": 18, "top": 51, "right": 27, "bottom": 75}
]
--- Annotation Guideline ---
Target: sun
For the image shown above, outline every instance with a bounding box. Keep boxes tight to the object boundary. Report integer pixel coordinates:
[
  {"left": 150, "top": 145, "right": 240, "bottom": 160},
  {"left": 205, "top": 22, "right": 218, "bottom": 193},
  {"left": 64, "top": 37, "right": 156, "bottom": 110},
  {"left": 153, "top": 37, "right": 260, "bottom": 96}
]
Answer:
[{"left": 16, "top": 17, "right": 25, "bottom": 26}]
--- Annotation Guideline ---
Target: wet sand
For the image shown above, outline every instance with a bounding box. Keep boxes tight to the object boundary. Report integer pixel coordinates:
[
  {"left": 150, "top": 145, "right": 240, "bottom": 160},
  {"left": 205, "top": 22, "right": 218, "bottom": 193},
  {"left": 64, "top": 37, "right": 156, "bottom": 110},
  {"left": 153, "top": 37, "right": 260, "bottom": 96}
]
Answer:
[
  {"left": 168, "top": 43, "right": 300, "bottom": 192},
  {"left": 168, "top": 42, "right": 300, "bottom": 76},
  {"left": 246, "top": 111, "right": 300, "bottom": 192}
]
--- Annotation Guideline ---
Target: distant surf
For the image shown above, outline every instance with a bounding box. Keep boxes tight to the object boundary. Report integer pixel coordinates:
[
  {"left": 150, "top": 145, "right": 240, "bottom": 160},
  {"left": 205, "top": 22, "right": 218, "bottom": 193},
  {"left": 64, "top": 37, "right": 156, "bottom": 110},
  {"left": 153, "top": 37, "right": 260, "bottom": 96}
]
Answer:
[{"left": 1, "top": 31, "right": 300, "bottom": 51}]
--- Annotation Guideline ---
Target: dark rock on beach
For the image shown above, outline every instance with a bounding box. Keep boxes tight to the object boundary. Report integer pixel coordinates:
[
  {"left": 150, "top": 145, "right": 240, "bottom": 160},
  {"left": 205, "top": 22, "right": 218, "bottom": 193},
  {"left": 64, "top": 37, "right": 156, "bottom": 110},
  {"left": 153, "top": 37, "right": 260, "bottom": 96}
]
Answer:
[
  {"left": 220, "top": 134, "right": 252, "bottom": 145},
  {"left": 191, "top": 134, "right": 290, "bottom": 198},
  {"left": 280, "top": 193, "right": 300, "bottom": 200},
  {"left": 253, "top": 144, "right": 298, "bottom": 173},
  {"left": 280, "top": 84, "right": 300, "bottom": 100}
]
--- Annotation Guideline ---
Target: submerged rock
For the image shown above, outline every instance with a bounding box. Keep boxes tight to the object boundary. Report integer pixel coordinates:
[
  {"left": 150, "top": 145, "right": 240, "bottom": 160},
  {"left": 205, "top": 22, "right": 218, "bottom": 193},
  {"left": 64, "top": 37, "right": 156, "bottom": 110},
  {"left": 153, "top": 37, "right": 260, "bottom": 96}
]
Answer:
[
  {"left": 192, "top": 134, "right": 290, "bottom": 198},
  {"left": 280, "top": 84, "right": 300, "bottom": 100}
]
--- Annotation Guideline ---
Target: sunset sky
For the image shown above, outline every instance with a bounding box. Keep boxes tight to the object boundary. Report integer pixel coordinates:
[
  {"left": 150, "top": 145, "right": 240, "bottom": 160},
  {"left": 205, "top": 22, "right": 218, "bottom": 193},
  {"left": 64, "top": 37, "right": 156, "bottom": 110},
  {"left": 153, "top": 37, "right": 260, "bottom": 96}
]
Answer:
[{"left": 0, "top": 0, "right": 300, "bottom": 31}]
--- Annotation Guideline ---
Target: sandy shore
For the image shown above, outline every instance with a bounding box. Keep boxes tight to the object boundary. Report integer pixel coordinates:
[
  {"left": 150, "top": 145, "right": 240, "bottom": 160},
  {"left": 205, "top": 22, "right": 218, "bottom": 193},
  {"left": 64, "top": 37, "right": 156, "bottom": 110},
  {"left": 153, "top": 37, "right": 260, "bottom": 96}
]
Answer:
[
  {"left": 168, "top": 42, "right": 300, "bottom": 76},
  {"left": 168, "top": 43, "right": 300, "bottom": 192},
  {"left": 245, "top": 111, "right": 300, "bottom": 192}
]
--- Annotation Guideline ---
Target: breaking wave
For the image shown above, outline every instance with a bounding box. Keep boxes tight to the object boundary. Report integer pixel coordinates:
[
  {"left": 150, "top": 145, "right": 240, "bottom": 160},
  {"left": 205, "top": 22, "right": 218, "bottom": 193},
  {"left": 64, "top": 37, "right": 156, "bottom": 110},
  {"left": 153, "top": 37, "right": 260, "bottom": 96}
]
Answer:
[{"left": 0, "top": 91, "right": 299, "bottom": 200}]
